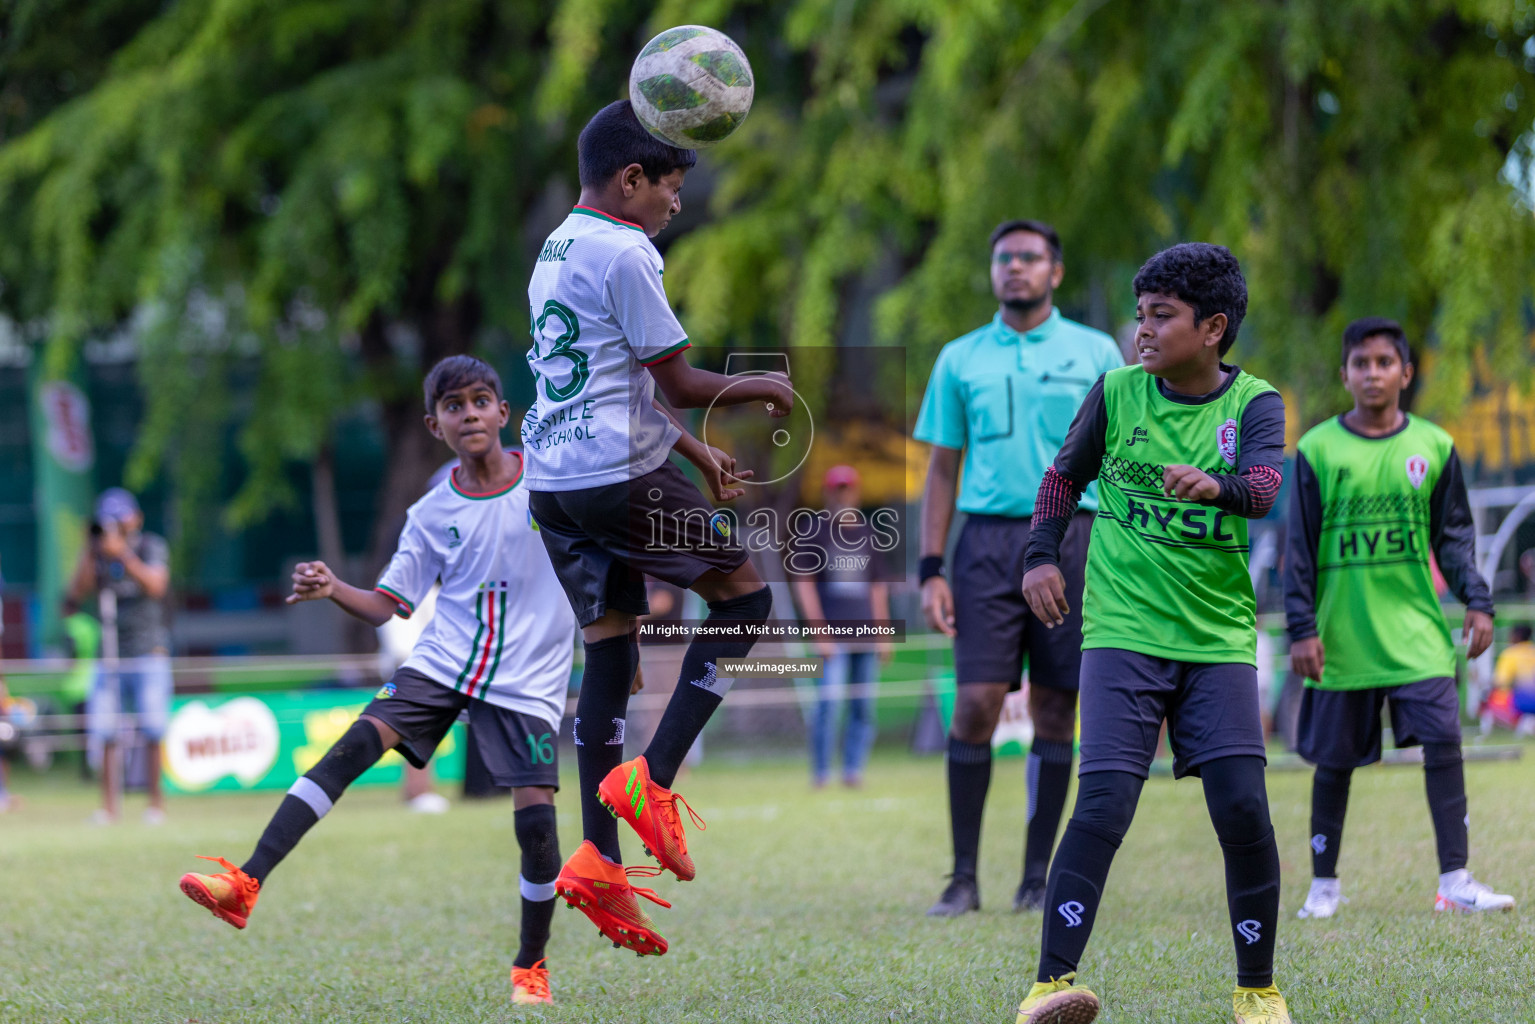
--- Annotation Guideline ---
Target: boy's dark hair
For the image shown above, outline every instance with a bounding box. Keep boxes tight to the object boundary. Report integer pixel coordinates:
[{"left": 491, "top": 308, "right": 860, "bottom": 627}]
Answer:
[
  {"left": 423, "top": 355, "right": 503, "bottom": 413},
  {"left": 1512, "top": 623, "right": 1533, "bottom": 644},
  {"left": 578, "top": 100, "right": 698, "bottom": 189},
  {"left": 1341, "top": 316, "right": 1412, "bottom": 367},
  {"left": 989, "top": 219, "right": 1063, "bottom": 262},
  {"left": 1132, "top": 242, "right": 1248, "bottom": 356}
]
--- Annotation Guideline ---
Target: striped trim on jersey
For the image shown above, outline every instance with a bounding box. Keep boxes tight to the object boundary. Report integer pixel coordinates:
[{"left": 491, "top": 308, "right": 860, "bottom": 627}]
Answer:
[
  {"left": 640, "top": 338, "right": 691, "bottom": 366},
  {"left": 449, "top": 456, "right": 524, "bottom": 500},
  {"left": 570, "top": 205, "right": 644, "bottom": 231},
  {"left": 376, "top": 584, "right": 415, "bottom": 618},
  {"left": 456, "top": 581, "right": 512, "bottom": 699}
]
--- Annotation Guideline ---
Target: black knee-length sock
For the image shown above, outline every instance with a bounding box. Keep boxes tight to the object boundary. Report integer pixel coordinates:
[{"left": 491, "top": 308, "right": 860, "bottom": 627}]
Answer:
[
  {"left": 1423, "top": 742, "right": 1469, "bottom": 873},
  {"left": 1203, "top": 756, "right": 1280, "bottom": 990},
  {"left": 947, "top": 737, "right": 992, "bottom": 880},
  {"left": 1309, "top": 765, "right": 1351, "bottom": 878},
  {"left": 1022, "top": 738, "right": 1074, "bottom": 887},
  {"left": 513, "top": 803, "right": 561, "bottom": 968},
  {"left": 241, "top": 718, "right": 385, "bottom": 884},
  {"left": 644, "top": 586, "right": 771, "bottom": 788},
  {"left": 574, "top": 634, "right": 638, "bottom": 862}
]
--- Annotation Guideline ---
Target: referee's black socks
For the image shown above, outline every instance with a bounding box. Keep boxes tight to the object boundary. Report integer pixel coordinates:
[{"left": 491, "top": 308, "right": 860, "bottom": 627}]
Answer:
[
  {"left": 643, "top": 586, "right": 771, "bottom": 789},
  {"left": 946, "top": 737, "right": 992, "bottom": 881},
  {"left": 1023, "top": 738, "right": 1074, "bottom": 888},
  {"left": 241, "top": 717, "right": 386, "bottom": 884}
]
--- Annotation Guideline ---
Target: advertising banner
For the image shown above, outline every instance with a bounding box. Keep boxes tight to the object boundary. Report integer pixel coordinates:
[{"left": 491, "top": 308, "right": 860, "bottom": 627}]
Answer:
[
  {"left": 28, "top": 365, "right": 95, "bottom": 651},
  {"left": 162, "top": 688, "right": 465, "bottom": 794}
]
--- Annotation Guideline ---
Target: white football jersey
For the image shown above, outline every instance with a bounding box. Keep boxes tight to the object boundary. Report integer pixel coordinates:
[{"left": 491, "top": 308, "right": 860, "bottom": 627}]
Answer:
[
  {"left": 522, "top": 206, "right": 690, "bottom": 490},
  {"left": 374, "top": 455, "right": 576, "bottom": 729}
]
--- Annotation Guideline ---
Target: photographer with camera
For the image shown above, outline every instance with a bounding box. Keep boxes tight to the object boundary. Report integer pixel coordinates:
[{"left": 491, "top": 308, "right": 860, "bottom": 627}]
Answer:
[{"left": 67, "top": 488, "right": 171, "bottom": 824}]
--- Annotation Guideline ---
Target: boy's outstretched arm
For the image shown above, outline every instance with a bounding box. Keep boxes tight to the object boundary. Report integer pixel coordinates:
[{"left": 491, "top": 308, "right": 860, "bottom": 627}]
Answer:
[
  {"left": 652, "top": 398, "right": 753, "bottom": 502},
  {"left": 1021, "top": 375, "right": 1109, "bottom": 627},
  {"left": 287, "top": 561, "right": 398, "bottom": 628},
  {"left": 1429, "top": 446, "right": 1495, "bottom": 658},
  {"left": 648, "top": 352, "right": 793, "bottom": 416},
  {"left": 1283, "top": 451, "right": 1325, "bottom": 681}
]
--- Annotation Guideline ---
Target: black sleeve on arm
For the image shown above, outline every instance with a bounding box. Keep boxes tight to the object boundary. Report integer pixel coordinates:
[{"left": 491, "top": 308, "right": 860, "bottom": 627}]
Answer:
[
  {"left": 1208, "top": 391, "right": 1286, "bottom": 517},
  {"left": 1283, "top": 451, "right": 1323, "bottom": 641},
  {"left": 1023, "top": 376, "right": 1107, "bottom": 573},
  {"left": 1429, "top": 447, "right": 1493, "bottom": 615}
]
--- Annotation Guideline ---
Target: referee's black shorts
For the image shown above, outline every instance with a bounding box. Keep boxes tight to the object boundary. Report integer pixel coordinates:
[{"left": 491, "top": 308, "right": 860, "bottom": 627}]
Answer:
[{"left": 952, "top": 511, "right": 1092, "bottom": 691}]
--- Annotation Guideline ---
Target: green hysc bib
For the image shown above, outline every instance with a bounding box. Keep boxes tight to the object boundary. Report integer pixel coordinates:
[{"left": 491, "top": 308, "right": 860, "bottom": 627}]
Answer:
[
  {"left": 1296, "top": 414, "right": 1456, "bottom": 690},
  {"left": 1084, "top": 365, "right": 1277, "bottom": 665}
]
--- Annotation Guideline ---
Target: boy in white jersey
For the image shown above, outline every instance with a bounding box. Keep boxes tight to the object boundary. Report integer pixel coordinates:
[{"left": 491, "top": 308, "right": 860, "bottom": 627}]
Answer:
[
  {"left": 524, "top": 100, "right": 790, "bottom": 956},
  {"left": 178, "top": 357, "right": 575, "bottom": 1006}
]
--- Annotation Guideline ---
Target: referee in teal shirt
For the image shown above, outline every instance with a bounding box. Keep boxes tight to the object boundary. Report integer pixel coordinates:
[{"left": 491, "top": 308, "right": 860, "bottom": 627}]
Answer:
[{"left": 914, "top": 219, "right": 1121, "bottom": 917}]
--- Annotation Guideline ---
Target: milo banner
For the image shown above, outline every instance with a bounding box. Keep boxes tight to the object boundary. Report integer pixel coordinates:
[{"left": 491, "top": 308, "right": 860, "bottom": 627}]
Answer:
[
  {"left": 28, "top": 363, "right": 96, "bottom": 650},
  {"left": 162, "top": 688, "right": 465, "bottom": 794}
]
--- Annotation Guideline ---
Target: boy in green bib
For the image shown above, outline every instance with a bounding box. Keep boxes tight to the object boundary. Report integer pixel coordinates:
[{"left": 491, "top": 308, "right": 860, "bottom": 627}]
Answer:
[
  {"left": 1013, "top": 244, "right": 1290, "bottom": 1024},
  {"left": 1285, "top": 317, "right": 1511, "bottom": 919}
]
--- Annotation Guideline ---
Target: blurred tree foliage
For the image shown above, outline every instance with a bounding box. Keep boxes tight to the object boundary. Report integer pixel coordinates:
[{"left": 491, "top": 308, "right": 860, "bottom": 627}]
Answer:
[{"left": 2, "top": 0, "right": 1533, "bottom": 576}]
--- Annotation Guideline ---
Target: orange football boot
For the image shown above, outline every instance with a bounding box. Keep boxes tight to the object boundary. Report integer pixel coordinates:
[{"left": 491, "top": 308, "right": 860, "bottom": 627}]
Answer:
[
  {"left": 554, "top": 840, "right": 670, "bottom": 956},
  {"left": 179, "top": 855, "right": 261, "bottom": 929},
  {"left": 510, "top": 959, "right": 553, "bottom": 1004},
  {"left": 597, "top": 755, "right": 706, "bottom": 881}
]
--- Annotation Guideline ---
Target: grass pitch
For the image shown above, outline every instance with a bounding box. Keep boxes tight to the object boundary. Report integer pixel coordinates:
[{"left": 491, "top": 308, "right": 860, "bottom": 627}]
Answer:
[{"left": 1, "top": 747, "right": 1530, "bottom": 1023}]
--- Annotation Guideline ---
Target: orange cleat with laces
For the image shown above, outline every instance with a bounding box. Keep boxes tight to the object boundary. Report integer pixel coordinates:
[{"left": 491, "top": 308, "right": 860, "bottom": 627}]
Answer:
[
  {"left": 179, "top": 855, "right": 261, "bottom": 929},
  {"left": 510, "top": 959, "right": 553, "bottom": 1004},
  {"left": 554, "top": 840, "right": 671, "bottom": 956},
  {"left": 597, "top": 755, "right": 706, "bottom": 882}
]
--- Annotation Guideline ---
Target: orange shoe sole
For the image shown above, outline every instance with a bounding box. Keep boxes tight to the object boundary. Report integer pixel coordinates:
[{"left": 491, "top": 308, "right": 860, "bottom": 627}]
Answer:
[
  {"left": 179, "top": 874, "right": 250, "bottom": 929},
  {"left": 554, "top": 875, "right": 667, "bottom": 956}
]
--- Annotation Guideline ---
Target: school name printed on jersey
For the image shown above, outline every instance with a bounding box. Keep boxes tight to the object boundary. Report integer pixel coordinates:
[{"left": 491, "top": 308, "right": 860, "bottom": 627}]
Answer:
[{"left": 521, "top": 398, "right": 599, "bottom": 452}]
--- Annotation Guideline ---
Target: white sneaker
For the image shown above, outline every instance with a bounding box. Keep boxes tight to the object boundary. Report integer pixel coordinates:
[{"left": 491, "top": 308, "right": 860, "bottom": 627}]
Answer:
[
  {"left": 1435, "top": 869, "right": 1516, "bottom": 913},
  {"left": 407, "top": 792, "right": 450, "bottom": 814},
  {"left": 1297, "top": 877, "right": 1346, "bottom": 919}
]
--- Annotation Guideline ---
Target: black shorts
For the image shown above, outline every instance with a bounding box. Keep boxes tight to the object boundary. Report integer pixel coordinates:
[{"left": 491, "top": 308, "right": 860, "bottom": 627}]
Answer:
[
  {"left": 529, "top": 459, "right": 749, "bottom": 627},
  {"left": 1295, "top": 677, "right": 1461, "bottom": 769},
  {"left": 361, "top": 668, "right": 560, "bottom": 789},
  {"left": 952, "top": 511, "right": 1092, "bottom": 691},
  {"left": 1078, "top": 647, "right": 1267, "bottom": 779}
]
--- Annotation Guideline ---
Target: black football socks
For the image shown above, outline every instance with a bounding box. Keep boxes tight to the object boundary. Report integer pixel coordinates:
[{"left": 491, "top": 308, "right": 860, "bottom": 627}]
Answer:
[
  {"left": 1035, "top": 770, "right": 1142, "bottom": 982},
  {"left": 574, "top": 633, "right": 639, "bottom": 862},
  {"left": 513, "top": 802, "right": 561, "bottom": 969},
  {"left": 241, "top": 717, "right": 385, "bottom": 883},
  {"left": 1308, "top": 765, "right": 1351, "bottom": 878},
  {"left": 947, "top": 737, "right": 992, "bottom": 881},
  {"left": 643, "top": 586, "right": 772, "bottom": 788},
  {"left": 1202, "top": 756, "right": 1280, "bottom": 989},
  {"left": 1422, "top": 742, "right": 1470, "bottom": 873},
  {"left": 1022, "top": 737, "right": 1074, "bottom": 888}
]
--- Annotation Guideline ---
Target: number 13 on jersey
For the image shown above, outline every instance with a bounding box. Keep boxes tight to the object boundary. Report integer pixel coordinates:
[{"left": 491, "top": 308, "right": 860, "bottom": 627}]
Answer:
[{"left": 529, "top": 300, "right": 589, "bottom": 402}]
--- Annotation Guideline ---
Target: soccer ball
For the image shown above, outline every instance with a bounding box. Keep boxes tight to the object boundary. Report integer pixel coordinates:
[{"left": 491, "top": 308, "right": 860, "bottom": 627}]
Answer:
[{"left": 629, "top": 25, "right": 754, "bottom": 148}]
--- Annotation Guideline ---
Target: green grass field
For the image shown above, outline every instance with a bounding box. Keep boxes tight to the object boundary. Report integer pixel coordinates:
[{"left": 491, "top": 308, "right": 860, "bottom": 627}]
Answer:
[{"left": 1, "top": 749, "right": 1531, "bottom": 1023}]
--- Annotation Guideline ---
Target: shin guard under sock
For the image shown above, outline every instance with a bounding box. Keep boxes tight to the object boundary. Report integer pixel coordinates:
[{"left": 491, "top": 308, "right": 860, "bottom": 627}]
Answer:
[
  {"left": 241, "top": 718, "right": 385, "bottom": 883},
  {"left": 1309, "top": 765, "right": 1351, "bottom": 878},
  {"left": 644, "top": 586, "right": 771, "bottom": 787},
  {"left": 1022, "top": 738, "right": 1074, "bottom": 887},
  {"left": 947, "top": 737, "right": 992, "bottom": 880},
  {"left": 513, "top": 803, "right": 560, "bottom": 969},
  {"left": 1423, "top": 742, "right": 1469, "bottom": 873},
  {"left": 1221, "top": 830, "right": 1281, "bottom": 988},
  {"left": 1036, "top": 820, "right": 1121, "bottom": 982},
  {"left": 574, "top": 634, "right": 638, "bottom": 862}
]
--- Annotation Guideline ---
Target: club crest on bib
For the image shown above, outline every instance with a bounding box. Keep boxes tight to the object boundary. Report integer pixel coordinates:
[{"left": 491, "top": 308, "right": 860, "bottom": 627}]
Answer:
[
  {"left": 1405, "top": 454, "right": 1429, "bottom": 490},
  {"left": 1217, "top": 418, "right": 1239, "bottom": 467}
]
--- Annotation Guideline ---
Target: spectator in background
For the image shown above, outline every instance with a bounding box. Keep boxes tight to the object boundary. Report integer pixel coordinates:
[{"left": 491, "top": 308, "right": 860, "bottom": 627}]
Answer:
[
  {"left": 790, "top": 465, "right": 890, "bottom": 789},
  {"left": 1488, "top": 623, "right": 1535, "bottom": 735},
  {"left": 68, "top": 488, "right": 171, "bottom": 824}
]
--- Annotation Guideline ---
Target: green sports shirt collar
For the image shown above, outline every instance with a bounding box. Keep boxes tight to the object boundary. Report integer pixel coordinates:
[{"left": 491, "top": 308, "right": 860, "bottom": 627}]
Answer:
[
  {"left": 450, "top": 452, "right": 524, "bottom": 500},
  {"left": 571, "top": 205, "right": 645, "bottom": 231}
]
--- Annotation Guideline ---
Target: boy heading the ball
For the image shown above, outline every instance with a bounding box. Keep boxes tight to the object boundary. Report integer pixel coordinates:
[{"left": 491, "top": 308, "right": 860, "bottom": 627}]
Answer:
[
  {"left": 523, "top": 99, "right": 790, "bottom": 955},
  {"left": 178, "top": 356, "right": 575, "bottom": 1005},
  {"left": 1284, "top": 317, "right": 1511, "bottom": 920},
  {"left": 1014, "top": 244, "right": 1292, "bottom": 1024}
]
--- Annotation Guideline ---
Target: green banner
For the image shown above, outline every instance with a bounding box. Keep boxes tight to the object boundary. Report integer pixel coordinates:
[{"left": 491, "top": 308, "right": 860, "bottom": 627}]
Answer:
[
  {"left": 28, "top": 363, "right": 96, "bottom": 651},
  {"left": 162, "top": 688, "right": 465, "bottom": 794}
]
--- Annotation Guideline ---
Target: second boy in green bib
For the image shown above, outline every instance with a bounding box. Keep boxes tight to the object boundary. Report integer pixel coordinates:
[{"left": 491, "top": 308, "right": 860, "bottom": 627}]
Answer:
[
  {"left": 1014, "top": 243, "right": 1291, "bottom": 1024},
  {"left": 1285, "top": 317, "right": 1511, "bottom": 920}
]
